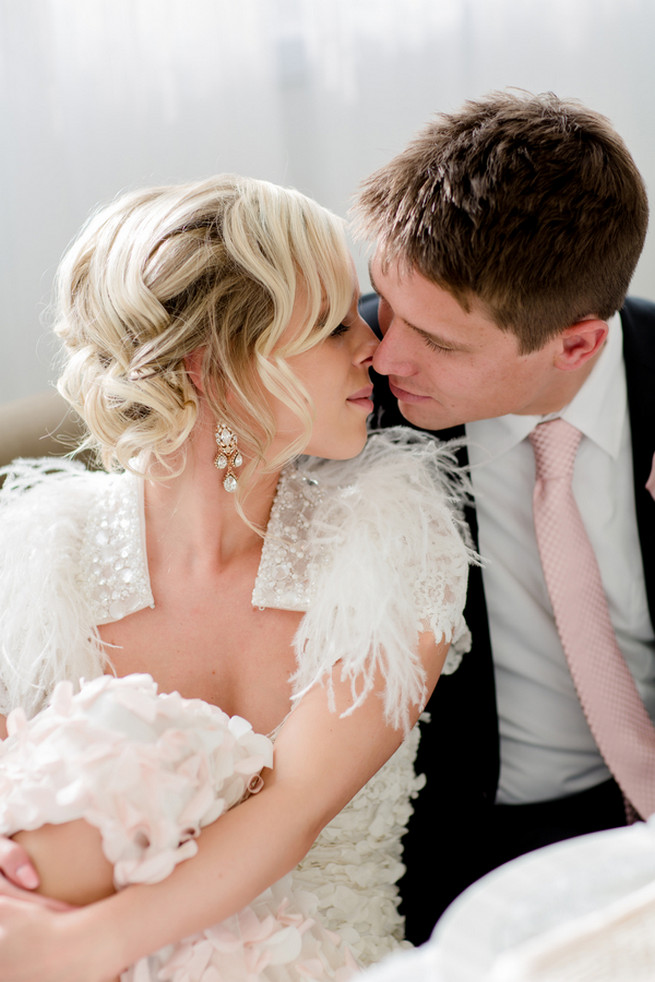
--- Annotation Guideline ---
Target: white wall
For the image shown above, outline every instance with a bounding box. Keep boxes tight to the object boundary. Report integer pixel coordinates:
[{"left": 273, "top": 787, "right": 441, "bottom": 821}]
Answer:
[{"left": 2, "top": 0, "right": 654, "bottom": 402}]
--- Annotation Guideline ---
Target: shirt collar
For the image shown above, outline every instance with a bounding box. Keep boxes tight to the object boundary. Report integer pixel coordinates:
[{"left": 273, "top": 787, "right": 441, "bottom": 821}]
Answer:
[{"left": 467, "top": 312, "right": 625, "bottom": 462}]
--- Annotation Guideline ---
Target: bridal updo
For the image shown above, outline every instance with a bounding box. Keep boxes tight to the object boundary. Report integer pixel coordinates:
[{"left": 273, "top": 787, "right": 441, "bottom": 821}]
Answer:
[{"left": 54, "top": 175, "right": 353, "bottom": 478}]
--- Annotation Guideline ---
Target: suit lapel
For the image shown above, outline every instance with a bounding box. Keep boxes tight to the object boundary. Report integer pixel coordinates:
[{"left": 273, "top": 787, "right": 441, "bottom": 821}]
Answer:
[{"left": 622, "top": 298, "right": 655, "bottom": 630}]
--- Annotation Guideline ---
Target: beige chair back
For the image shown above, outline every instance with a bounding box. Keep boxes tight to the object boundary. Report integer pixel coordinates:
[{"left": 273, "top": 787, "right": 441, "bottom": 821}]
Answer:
[{"left": 0, "top": 391, "right": 86, "bottom": 469}]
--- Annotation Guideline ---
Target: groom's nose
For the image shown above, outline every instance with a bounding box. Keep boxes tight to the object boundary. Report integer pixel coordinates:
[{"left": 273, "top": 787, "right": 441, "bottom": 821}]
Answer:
[{"left": 372, "top": 322, "right": 416, "bottom": 378}]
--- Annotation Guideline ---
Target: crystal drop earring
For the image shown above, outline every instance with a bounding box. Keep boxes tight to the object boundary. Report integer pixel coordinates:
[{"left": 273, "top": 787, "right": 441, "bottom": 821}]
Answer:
[{"left": 214, "top": 423, "right": 243, "bottom": 493}]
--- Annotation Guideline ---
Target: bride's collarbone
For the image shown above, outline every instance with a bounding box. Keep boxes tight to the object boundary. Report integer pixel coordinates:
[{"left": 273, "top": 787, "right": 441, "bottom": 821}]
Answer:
[
  {"left": 149, "top": 568, "right": 303, "bottom": 651},
  {"left": 98, "top": 579, "right": 302, "bottom": 725}
]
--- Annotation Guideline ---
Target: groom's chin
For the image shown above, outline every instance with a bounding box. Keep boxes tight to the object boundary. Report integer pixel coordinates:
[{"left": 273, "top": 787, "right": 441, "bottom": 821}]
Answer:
[{"left": 394, "top": 397, "right": 455, "bottom": 433}]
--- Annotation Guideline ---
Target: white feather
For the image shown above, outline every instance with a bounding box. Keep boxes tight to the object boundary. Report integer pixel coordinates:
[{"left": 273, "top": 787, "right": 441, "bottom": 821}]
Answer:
[
  {"left": 0, "top": 459, "right": 108, "bottom": 717},
  {"left": 290, "top": 428, "right": 478, "bottom": 733}
]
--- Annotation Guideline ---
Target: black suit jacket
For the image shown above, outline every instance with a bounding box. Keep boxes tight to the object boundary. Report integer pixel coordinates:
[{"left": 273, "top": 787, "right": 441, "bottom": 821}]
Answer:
[{"left": 361, "top": 293, "right": 655, "bottom": 941}]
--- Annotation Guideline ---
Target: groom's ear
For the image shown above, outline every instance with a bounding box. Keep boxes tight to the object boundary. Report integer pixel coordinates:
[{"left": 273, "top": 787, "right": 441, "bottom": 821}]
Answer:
[
  {"left": 184, "top": 347, "right": 207, "bottom": 392},
  {"left": 554, "top": 318, "right": 608, "bottom": 372}
]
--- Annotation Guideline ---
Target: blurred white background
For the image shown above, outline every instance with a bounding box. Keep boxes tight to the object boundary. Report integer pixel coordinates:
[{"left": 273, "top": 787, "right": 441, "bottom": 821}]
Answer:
[{"left": 1, "top": 0, "right": 654, "bottom": 401}]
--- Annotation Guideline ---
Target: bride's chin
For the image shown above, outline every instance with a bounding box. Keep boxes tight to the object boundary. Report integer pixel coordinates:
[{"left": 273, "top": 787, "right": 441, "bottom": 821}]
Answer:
[
  {"left": 331, "top": 430, "right": 370, "bottom": 462},
  {"left": 304, "top": 416, "right": 371, "bottom": 461}
]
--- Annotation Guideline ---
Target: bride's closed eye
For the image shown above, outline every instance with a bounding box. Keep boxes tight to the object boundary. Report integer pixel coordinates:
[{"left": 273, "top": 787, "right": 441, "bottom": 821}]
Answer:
[{"left": 330, "top": 322, "right": 351, "bottom": 338}]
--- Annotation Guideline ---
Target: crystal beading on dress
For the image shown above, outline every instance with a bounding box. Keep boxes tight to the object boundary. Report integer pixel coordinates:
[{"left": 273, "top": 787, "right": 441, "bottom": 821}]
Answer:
[
  {"left": 79, "top": 472, "right": 153, "bottom": 625},
  {"left": 251, "top": 465, "right": 328, "bottom": 611}
]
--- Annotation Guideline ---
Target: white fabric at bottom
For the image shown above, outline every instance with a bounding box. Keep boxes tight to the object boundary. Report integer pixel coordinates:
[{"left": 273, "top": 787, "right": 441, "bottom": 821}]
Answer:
[
  {"left": 362, "top": 818, "right": 655, "bottom": 982},
  {"left": 437, "top": 817, "right": 655, "bottom": 981}
]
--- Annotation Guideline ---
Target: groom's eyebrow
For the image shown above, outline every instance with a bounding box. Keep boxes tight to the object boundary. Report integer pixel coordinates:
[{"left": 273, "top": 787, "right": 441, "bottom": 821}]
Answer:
[
  {"left": 367, "top": 259, "right": 464, "bottom": 350},
  {"left": 367, "top": 260, "right": 424, "bottom": 332},
  {"left": 367, "top": 260, "right": 384, "bottom": 301}
]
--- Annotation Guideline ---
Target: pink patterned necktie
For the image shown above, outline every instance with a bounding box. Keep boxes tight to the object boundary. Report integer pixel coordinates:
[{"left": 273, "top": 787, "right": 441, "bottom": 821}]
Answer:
[{"left": 530, "top": 418, "right": 655, "bottom": 820}]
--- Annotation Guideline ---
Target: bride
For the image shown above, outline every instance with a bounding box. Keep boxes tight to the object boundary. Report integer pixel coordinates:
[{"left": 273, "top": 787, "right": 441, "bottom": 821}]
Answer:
[{"left": 0, "top": 175, "right": 473, "bottom": 981}]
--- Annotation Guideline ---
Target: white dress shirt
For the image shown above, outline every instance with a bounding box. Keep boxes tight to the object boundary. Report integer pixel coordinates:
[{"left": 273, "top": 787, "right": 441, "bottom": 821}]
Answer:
[{"left": 467, "top": 314, "right": 655, "bottom": 804}]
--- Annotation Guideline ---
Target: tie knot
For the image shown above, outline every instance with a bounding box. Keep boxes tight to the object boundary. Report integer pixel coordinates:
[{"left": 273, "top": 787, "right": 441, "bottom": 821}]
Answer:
[{"left": 529, "top": 418, "right": 582, "bottom": 481}]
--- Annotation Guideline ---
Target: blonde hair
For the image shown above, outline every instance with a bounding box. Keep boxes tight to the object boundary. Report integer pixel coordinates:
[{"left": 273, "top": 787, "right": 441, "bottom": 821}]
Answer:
[{"left": 55, "top": 175, "right": 354, "bottom": 493}]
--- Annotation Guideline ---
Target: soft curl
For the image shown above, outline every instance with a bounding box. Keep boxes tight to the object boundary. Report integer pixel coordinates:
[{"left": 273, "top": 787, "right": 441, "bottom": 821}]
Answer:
[{"left": 54, "top": 175, "right": 354, "bottom": 492}]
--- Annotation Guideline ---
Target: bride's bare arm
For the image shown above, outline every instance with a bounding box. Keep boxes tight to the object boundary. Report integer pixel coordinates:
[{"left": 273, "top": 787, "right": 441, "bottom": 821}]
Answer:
[{"left": 0, "top": 632, "right": 448, "bottom": 982}]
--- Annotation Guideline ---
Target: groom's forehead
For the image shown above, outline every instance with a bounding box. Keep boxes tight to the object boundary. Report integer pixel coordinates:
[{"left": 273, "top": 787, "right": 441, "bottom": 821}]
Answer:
[{"left": 370, "top": 255, "right": 512, "bottom": 350}]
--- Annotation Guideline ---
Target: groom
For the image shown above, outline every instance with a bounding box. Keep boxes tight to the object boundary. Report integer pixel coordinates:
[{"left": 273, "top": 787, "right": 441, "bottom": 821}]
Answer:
[{"left": 355, "top": 90, "right": 655, "bottom": 943}]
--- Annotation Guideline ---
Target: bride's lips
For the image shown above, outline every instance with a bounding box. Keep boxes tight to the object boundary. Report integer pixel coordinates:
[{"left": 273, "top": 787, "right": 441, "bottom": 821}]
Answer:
[
  {"left": 388, "top": 380, "right": 431, "bottom": 404},
  {"left": 347, "top": 385, "right": 374, "bottom": 411}
]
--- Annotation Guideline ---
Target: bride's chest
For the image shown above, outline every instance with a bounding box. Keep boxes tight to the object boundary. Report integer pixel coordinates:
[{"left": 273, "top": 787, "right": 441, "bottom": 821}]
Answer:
[{"left": 98, "top": 582, "right": 303, "bottom": 733}]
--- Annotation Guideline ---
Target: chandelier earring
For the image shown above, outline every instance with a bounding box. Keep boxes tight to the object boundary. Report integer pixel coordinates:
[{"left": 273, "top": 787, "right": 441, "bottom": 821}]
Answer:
[{"left": 214, "top": 422, "right": 243, "bottom": 493}]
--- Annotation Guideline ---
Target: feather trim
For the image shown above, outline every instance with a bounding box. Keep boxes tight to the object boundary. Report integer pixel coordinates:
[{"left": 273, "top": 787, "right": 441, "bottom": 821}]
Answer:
[
  {"left": 0, "top": 458, "right": 109, "bottom": 717},
  {"left": 289, "top": 428, "right": 478, "bottom": 733}
]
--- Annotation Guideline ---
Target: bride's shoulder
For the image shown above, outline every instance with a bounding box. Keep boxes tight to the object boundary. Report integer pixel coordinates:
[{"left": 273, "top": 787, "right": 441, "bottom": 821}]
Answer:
[
  {"left": 298, "top": 426, "right": 474, "bottom": 566},
  {"left": 297, "top": 426, "right": 469, "bottom": 513},
  {"left": 286, "top": 428, "right": 478, "bottom": 729},
  {"left": 301, "top": 425, "right": 466, "bottom": 489},
  {"left": 0, "top": 459, "right": 138, "bottom": 578},
  {"left": 0, "top": 458, "right": 124, "bottom": 540},
  {"left": 0, "top": 461, "right": 124, "bottom": 717},
  {"left": 255, "top": 427, "right": 474, "bottom": 612},
  {"left": 1, "top": 456, "right": 107, "bottom": 504}
]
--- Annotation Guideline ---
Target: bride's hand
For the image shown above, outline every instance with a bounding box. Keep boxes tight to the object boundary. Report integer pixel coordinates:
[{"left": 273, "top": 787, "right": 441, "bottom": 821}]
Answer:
[
  {"left": 0, "top": 898, "right": 122, "bottom": 982},
  {"left": 0, "top": 841, "right": 115, "bottom": 981},
  {"left": 0, "top": 837, "right": 38, "bottom": 890},
  {"left": 0, "top": 837, "right": 69, "bottom": 911}
]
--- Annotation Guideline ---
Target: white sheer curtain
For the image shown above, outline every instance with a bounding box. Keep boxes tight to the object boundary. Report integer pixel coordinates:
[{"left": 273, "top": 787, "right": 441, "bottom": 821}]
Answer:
[{"left": 1, "top": 0, "right": 654, "bottom": 400}]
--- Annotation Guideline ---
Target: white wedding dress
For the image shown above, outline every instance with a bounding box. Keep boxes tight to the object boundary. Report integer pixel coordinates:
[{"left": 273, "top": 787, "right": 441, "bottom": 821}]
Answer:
[{"left": 0, "top": 430, "right": 474, "bottom": 980}]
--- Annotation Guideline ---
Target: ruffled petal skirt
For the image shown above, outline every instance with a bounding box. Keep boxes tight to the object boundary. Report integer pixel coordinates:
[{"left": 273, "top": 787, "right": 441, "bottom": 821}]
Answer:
[{"left": 0, "top": 674, "right": 359, "bottom": 981}]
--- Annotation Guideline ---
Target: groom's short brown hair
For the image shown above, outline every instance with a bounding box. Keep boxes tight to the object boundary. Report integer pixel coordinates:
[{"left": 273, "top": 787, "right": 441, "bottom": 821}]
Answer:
[{"left": 355, "top": 91, "right": 648, "bottom": 353}]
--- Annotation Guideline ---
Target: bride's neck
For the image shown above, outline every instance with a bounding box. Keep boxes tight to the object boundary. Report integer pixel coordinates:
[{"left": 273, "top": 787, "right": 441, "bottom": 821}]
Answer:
[{"left": 143, "top": 419, "right": 280, "bottom": 574}]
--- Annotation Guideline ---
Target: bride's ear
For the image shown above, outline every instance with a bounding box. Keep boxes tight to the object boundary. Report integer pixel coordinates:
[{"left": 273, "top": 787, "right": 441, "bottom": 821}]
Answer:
[{"left": 184, "top": 347, "right": 206, "bottom": 392}]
